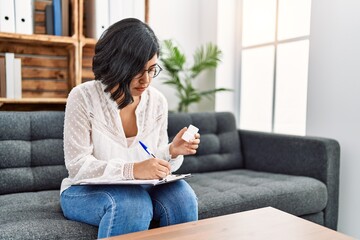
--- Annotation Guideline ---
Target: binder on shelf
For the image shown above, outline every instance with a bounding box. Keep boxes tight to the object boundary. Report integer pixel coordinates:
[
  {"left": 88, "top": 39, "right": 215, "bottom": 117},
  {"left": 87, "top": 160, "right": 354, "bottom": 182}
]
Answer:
[
  {"left": 109, "top": 0, "right": 145, "bottom": 25},
  {"left": 0, "top": 0, "right": 16, "bottom": 33},
  {"left": 14, "top": 0, "right": 34, "bottom": 34},
  {"left": 45, "top": 4, "right": 54, "bottom": 35},
  {"left": 13, "top": 58, "right": 22, "bottom": 99},
  {"left": 53, "top": 0, "right": 62, "bottom": 36},
  {"left": 0, "top": 57, "right": 6, "bottom": 98},
  {"left": 61, "top": 0, "right": 69, "bottom": 36},
  {"left": 86, "top": 0, "right": 109, "bottom": 39},
  {"left": 5, "top": 53, "right": 15, "bottom": 99}
]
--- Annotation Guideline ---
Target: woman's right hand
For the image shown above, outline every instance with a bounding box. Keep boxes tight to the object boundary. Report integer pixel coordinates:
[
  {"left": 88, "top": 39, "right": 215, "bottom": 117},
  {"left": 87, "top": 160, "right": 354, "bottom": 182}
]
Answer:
[{"left": 133, "top": 158, "right": 171, "bottom": 180}]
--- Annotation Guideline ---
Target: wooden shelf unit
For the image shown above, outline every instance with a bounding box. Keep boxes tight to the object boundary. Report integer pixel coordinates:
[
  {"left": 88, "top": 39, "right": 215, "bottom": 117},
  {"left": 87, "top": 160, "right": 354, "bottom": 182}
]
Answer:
[
  {"left": 0, "top": 0, "right": 78, "bottom": 110},
  {"left": 0, "top": 32, "right": 77, "bottom": 45},
  {"left": 0, "top": 98, "right": 67, "bottom": 111},
  {"left": 0, "top": 0, "right": 148, "bottom": 111}
]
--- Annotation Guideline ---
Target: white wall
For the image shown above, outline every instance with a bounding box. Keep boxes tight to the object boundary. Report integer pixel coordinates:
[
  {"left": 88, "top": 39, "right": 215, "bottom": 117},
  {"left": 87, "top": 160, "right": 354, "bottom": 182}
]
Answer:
[
  {"left": 214, "top": 0, "right": 239, "bottom": 115},
  {"left": 306, "top": 0, "right": 360, "bottom": 238},
  {"left": 148, "top": 0, "right": 218, "bottom": 112}
]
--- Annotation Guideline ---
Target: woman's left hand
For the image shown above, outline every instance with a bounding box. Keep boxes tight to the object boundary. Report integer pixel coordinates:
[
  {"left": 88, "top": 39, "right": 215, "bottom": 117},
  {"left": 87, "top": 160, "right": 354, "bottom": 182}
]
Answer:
[{"left": 169, "top": 127, "right": 201, "bottom": 158}]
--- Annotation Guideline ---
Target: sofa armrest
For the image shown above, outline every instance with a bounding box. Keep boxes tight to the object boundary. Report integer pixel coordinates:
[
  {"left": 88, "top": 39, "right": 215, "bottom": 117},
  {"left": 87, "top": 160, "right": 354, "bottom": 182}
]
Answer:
[{"left": 238, "top": 129, "right": 340, "bottom": 230}]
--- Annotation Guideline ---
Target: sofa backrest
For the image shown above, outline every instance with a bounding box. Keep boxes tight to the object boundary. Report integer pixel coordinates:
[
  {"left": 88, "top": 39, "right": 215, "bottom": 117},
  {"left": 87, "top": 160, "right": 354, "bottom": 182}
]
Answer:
[
  {"left": 168, "top": 112, "right": 243, "bottom": 174},
  {"left": 0, "top": 111, "right": 67, "bottom": 195},
  {"left": 0, "top": 111, "right": 243, "bottom": 194}
]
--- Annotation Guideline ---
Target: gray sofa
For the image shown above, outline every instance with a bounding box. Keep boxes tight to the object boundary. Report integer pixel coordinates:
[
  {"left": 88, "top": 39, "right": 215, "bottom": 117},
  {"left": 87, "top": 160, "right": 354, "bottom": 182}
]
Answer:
[{"left": 0, "top": 111, "right": 340, "bottom": 239}]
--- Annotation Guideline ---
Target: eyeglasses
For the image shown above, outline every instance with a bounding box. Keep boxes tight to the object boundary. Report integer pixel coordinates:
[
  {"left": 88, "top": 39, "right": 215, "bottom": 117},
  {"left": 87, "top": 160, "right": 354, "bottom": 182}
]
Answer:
[{"left": 134, "top": 64, "right": 163, "bottom": 79}]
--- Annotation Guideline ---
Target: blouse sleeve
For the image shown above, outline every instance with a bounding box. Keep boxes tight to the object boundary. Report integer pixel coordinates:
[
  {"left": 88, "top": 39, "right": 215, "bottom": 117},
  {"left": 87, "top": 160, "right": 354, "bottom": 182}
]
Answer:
[
  {"left": 154, "top": 97, "right": 183, "bottom": 172},
  {"left": 63, "top": 87, "right": 134, "bottom": 181}
]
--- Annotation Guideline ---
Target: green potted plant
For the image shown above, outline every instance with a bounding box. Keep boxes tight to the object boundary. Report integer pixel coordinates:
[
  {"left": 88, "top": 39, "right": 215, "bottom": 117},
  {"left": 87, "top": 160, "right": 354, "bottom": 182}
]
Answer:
[{"left": 159, "top": 39, "right": 231, "bottom": 112}]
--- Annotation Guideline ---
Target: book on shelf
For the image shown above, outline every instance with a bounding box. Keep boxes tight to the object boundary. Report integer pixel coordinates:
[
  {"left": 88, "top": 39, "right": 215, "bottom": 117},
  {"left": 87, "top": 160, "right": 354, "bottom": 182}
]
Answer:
[
  {"left": 5, "top": 53, "right": 14, "bottom": 99},
  {"left": 61, "top": 0, "right": 69, "bottom": 36},
  {"left": 45, "top": 0, "right": 70, "bottom": 36},
  {"left": 0, "top": 57, "right": 6, "bottom": 98},
  {"left": 45, "top": 4, "right": 54, "bottom": 35},
  {"left": 53, "top": 0, "right": 62, "bottom": 36},
  {"left": 13, "top": 58, "right": 22, "bottom": 98},
  {"left": 4, "top": 53, "right": 22, "bottom": 99}
]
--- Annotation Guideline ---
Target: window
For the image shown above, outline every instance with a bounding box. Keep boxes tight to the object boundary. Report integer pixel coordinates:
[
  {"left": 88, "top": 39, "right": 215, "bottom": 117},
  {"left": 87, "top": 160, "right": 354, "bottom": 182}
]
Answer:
[{"left": 239, "top": 0, "right": 311, "bottom": 135}]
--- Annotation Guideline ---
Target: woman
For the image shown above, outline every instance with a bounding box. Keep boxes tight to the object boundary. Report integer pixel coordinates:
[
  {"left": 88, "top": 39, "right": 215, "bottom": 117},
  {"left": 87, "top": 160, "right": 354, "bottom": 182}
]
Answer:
[{"left": 60, "top": 18, "right": 199, "bottom": 238}]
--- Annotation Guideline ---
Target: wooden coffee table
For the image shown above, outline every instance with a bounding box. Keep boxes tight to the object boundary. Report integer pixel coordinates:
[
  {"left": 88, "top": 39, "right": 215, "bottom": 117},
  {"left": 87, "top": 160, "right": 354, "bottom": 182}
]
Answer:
[{"left": 105, "top": 207, "right": 354, "bottom": 240}]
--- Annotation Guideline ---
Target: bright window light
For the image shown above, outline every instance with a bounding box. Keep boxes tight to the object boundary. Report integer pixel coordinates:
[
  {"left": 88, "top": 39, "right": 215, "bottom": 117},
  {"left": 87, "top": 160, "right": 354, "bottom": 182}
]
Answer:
[
  {"left": 278, "top": 0, "right": 311, "bottom": 40},
  {"left": 240, "top": 46, "right": 275, "bottom": 132},
  {"left": 274, "top": 40, "right": 310, "bottom": 135},
  {"left": 240, "top": 0, "right": 312, "bottom": 135},
  {"left": 242, "top": 0, "right": 277, "bottom": 47}
]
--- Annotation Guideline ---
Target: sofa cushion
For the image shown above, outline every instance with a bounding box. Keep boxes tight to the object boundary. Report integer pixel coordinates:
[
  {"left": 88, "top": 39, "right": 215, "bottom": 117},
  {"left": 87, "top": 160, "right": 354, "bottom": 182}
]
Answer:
[
  {"left": 186, "top": 169, "right": 328, "bottom": 219},
  {"left": 0, "top": 112, "right": 67, "bottom": 195},
  {"left": 0, "top": 191, "right": 97, "bottom": 240},
  {"left": 169, "top": 112, "right": 243, "bottom": 173}
]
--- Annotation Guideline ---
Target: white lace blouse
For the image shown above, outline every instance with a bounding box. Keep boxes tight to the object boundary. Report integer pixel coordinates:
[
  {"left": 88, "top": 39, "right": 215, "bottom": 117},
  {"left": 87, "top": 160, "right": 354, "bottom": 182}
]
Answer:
[{"left": 60, "top": 80, "right": 183, "bottom": 194}]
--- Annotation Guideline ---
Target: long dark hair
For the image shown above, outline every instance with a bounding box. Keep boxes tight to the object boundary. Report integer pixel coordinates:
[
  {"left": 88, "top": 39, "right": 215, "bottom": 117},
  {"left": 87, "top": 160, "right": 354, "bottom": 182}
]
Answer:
[{"left": 93, "top": 18, "right": 160, "bottom": 109}]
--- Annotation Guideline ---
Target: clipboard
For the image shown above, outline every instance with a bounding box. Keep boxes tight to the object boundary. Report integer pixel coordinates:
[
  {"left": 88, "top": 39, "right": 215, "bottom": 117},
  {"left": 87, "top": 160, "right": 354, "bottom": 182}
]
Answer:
[{"left": 73, "top": 174, "right": 192, "bottom": 186}]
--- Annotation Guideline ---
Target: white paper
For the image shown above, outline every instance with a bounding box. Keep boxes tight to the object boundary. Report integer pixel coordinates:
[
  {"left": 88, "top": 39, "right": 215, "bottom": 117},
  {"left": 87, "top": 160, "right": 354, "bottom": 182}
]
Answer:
[{"left": 74, "top": 174, "right": 192, "bottom": 186}]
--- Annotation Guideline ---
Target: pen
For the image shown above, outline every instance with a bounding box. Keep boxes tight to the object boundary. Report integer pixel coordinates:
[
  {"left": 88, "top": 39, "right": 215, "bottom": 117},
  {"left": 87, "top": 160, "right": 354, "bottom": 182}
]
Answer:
[
  {"left": 139, "top": 141, "right": 171, "bottom": 163},
  {"left": 139, "top": 141, "right": 156, "bottom": 158}
]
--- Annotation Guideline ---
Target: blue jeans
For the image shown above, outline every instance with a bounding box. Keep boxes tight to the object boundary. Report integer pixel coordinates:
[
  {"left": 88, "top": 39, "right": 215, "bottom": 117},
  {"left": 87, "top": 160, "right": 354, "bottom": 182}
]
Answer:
[{"left": 60, "top": 180, "right": 198, "bottom": 238}]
